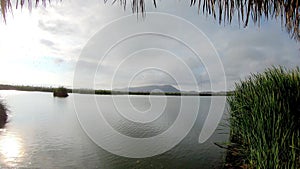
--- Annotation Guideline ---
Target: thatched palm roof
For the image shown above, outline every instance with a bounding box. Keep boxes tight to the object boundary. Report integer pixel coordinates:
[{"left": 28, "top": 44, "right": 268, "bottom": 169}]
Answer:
[
  {"left": 110, "top": 0, "right": 299, "bottom": 40},
  {"left": 0, "top": 0, "right": 50, "bottom": 22},
  {"left": 1, "top": 0, "right": 299, "bottom": 40}
]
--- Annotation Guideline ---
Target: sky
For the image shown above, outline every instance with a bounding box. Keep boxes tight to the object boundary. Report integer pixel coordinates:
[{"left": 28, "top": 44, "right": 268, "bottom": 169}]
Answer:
[{"left": 0, "top": 0, "right": 299, "bottom": 91}]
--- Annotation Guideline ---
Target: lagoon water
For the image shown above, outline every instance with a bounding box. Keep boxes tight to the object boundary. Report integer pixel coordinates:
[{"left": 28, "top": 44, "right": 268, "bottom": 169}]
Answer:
[{"left": 0, "top": 91, "right": 229, "bottom": 169}]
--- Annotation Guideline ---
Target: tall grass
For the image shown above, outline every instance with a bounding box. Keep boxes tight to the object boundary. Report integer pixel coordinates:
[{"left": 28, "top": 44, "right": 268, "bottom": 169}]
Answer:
[
  {"left": 0, "top": 99, "right": 8, "bottom": 128},
  {"left": 227, "top": 66, "right": 300, "bottom": 168}
]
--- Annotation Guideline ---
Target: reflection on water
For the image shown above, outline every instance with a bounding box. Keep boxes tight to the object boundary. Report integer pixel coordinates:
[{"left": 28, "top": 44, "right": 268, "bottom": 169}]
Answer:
[
  {"left": 0, "top": 90, "right": 28, "bottom": 97},
  {"left": 0, "top": 91, "right": 229, "bottom": 169},
  {"left": 0, "top": 131, "right": 24, "bottom": 167}
]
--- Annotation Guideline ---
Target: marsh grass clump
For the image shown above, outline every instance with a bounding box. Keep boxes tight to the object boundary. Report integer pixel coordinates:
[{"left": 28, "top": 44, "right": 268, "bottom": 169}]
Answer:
[
  {"left": 0, "top": 99, "right": 8, "bottom": 128},
  {"left": 53, "top": 86, "right": 69, "bottom": 97},
  {"left": 227, "top": 66, "right": 300, "bottom": 168}
]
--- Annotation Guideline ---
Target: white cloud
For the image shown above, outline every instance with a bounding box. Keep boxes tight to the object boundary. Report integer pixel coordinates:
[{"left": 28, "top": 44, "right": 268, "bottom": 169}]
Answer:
[{"left": 0, "top": 0, "right": 298, "bottom": 91}]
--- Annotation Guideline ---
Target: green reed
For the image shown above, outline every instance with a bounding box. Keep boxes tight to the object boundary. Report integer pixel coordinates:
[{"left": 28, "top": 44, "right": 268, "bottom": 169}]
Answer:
[{"left": 227, "top": 66, "right": 300, "bottom": 168}]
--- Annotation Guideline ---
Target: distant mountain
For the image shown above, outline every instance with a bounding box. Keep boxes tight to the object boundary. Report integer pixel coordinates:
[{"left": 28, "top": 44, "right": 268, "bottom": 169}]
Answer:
[{"left": 115, "top": 85, "right": 180, "bottom": 93}]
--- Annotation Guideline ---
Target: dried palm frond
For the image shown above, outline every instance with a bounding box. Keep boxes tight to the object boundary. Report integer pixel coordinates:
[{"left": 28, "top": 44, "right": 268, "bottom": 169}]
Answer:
[
  {"left": 0, "top": 0, "right": 299, "bottom": 41},
  {"left": 0, "top": 0, "right": 51, "bottom": 23},
  {"left": 1, "top": 0, "right": 12, "bottom": 23},
  {"left": 108, "top": 0, "right": 299, "bottom": 41}
]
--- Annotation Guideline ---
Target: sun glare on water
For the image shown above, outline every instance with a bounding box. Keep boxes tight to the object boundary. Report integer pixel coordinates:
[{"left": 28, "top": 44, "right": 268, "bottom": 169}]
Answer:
[{"left": 0, "top": 132, "right": 24, "bottom": 167}]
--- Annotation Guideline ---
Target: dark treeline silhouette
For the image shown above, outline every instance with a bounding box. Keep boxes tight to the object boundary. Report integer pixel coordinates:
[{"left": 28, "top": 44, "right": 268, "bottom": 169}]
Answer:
[
  {"left": 0, "top": 84, "right": 232, "bottom": 96},
  {"left": 0, "top": 0, "right": 298, "bottom": 40}
]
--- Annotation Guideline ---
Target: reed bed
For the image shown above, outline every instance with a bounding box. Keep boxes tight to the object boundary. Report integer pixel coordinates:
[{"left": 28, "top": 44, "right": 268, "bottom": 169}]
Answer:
[
  {"left": 227, "top": 66, "right": 300, "bottom": 168},
  {"left": 0, "top": 99, "right": 8, "bottom": 128}
]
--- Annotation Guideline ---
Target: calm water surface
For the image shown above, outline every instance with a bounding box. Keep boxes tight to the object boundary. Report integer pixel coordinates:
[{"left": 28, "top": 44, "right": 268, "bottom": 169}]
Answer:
[{"left": 0, "top": 91, "right": 229, "bottom": 169}]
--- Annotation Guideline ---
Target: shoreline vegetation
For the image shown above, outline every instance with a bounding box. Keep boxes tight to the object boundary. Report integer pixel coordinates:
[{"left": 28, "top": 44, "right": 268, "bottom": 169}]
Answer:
[
  {"left": 0, "top": 67, "right": 298, "bottom": 168},
  {"left": 53, "top": 87, "right": 69, "bottom": 97},
  {"left": 225, "top": 67, "right": 300, "bottom": 168},
  {"left": 0, "top": 84, "right": 233, "bottom": 96},
  {"left": 0, "top": 99, "right": 8, "bottom": 128}
]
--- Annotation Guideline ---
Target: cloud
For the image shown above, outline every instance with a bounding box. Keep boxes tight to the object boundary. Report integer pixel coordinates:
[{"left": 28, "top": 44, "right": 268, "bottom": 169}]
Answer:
[
  {"left": 40, "top": 39, "right": 55, "bottom": 46},
  {"left": 38, "top": 19, "right": 77, "bottom": 35},
  {"left": 209, "top": 25, "right": 300, "bottom": 90},
  {"left": 0, "top": 0, "right": 298, "bottom": 91}
]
